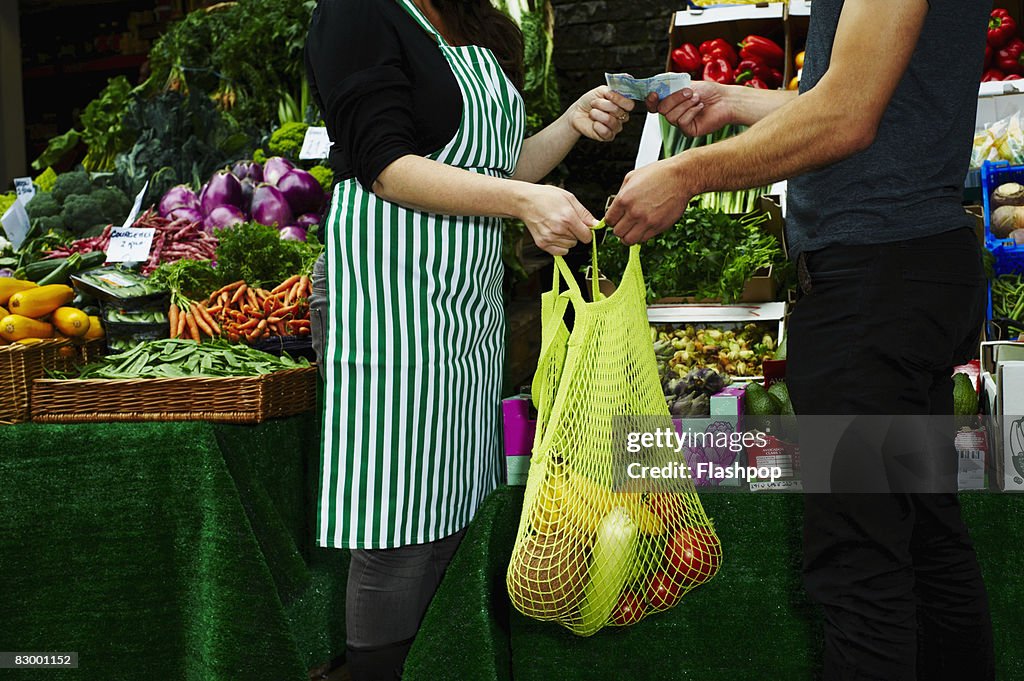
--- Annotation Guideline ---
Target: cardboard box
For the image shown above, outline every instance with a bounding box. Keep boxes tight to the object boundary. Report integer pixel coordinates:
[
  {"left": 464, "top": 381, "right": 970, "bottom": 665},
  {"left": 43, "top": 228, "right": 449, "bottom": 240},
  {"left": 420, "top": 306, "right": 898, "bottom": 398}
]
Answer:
[
  {"left": 747, "top": 435, "right": 802, "bottom": 491},
  {"left": 665, "top": 4, "right": 787, "bottom": 78},
  {"left": 979, "top": 341, "right": 1024, "bottom": 490},
  {"left": 956, "top": 428, "right": 989, "bottom": 491}
]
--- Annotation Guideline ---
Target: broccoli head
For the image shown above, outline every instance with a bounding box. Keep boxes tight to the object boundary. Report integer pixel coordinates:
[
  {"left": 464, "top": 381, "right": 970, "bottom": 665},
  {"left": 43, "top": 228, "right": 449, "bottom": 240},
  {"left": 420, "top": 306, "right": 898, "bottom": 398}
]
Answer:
[
  {"left": 252, "top": 148, "right": 268, "bottom": 164},
  {"left": 51, "top": 170, "right": 94, "bottom": 204},
  {"left": 25, "top": 191, "right": 61, "bottom": 219},
  {"left": 267, "top": 122, "right": 309, "bottom": 161},
  {"left": 60, "top": 194, "right": 107, "bottom": 234},
  {"left": 92, "top": 186, "right": 132, "bottom": 222}
]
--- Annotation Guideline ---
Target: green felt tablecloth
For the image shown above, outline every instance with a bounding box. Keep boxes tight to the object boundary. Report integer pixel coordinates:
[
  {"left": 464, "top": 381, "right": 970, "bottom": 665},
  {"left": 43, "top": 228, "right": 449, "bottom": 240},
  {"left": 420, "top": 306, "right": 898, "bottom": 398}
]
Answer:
[
  {"left": 0, "top": 414, "right": 349, "bottom": 681},
  {"left": 404, "top": 487, "right": 1024, "bottom": 681}
]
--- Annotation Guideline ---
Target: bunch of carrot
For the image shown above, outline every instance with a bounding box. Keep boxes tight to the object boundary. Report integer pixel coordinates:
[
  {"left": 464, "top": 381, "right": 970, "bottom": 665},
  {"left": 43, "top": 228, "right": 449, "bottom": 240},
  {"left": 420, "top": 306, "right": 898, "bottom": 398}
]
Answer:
[{"left": 169, "top": 275, "right": 311, "bottom": 343}]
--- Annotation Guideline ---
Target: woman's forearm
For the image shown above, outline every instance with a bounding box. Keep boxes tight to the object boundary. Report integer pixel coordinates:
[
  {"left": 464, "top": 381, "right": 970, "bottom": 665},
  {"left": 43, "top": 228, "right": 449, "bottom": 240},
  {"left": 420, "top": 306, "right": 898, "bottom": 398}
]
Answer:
[
  {"left": 373, "top": 154, "right": 531, "bottom": 217},
  {"left": 511, "top": 111, "right": 581, "bottom": 183}
]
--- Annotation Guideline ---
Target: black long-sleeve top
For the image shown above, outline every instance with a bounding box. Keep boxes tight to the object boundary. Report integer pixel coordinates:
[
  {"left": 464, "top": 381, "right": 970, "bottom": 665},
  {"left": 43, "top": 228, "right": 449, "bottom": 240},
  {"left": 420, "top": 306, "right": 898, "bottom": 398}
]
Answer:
[{"left": 305, "top": 0, "right": 464, "bottom": 190}]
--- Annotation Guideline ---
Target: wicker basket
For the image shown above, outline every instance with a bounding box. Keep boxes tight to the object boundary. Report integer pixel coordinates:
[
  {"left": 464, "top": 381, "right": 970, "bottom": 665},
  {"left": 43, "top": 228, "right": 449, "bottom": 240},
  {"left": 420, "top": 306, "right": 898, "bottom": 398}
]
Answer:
[
  {"left": 30, "top": 366, "right": 317, "bottom": 424},
  {"left": 0, "top": 339, "right": 84, "bottom": 425}
]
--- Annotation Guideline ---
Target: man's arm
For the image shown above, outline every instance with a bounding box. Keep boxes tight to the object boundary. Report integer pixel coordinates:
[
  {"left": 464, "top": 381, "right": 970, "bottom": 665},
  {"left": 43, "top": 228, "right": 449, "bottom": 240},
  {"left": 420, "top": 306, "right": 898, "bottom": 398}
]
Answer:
[{"left": 608, "top": 0, "right": 929, "bottom": 245}]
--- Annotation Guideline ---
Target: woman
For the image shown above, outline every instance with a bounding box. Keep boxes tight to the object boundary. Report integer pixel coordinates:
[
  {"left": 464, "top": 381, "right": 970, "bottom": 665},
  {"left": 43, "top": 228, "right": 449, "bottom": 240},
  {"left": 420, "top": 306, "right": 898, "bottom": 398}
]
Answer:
[{"left": 305, "top": 1, "right": 633, "bottom": 677}]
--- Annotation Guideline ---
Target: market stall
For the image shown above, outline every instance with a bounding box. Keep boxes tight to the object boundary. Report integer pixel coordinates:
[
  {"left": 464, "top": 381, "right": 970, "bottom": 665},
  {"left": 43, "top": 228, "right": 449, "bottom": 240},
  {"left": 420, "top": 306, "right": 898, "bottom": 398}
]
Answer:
[
  {"left": 404, "top": 487, "right": 1024, "bottom": 681},
  {"left": 0, "top": 412, "right": 349, "bottom": 680},
  {"left": 2, "top": 0, "right": 1024, "bottom": 679}
]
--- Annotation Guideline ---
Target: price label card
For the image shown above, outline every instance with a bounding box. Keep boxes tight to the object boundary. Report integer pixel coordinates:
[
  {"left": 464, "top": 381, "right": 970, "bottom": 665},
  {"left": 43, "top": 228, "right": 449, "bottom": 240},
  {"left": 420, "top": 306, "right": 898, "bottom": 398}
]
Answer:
[
  {"left": 299, "top": 126, "right": 331, "bottom": 160},
  {"left": 1, "top": 200, "right": 31, "bottom": 251},
  {"left": 122, "top": 180, "right": 149, "bottom": 228},
  {"left": 105, "top": 227, "right": 155, "bottom": 263},
  {"left": 13, "top": 177, "right": 35, "bottom": 206}
]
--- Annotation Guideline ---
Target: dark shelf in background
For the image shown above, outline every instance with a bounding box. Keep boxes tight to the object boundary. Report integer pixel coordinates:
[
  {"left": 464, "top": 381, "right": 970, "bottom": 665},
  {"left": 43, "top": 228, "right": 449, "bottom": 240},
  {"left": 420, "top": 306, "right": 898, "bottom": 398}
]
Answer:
[{"left": 23, "top": 54, "right": 146, "bottom": 80}]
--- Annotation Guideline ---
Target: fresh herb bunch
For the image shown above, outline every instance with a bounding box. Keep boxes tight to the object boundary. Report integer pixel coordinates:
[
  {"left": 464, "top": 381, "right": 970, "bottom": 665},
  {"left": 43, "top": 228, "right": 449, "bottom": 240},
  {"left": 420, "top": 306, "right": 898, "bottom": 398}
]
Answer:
[
  {"left": 213, "top": 222, "right": 323, "bottom": 288},
  {"left": 147, "top": 259, "right": 219, "bottom": 303},
  {"left": 597, "top": 208, "right": 787, "bottom": 304}
]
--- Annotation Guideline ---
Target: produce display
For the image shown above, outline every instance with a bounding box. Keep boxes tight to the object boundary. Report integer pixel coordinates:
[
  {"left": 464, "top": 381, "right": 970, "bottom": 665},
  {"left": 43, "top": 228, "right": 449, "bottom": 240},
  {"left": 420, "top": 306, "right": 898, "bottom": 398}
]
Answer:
[
  {"left": 162, "top": 160, "right": 327, "bottom": 241},
  {"left": 599, "top": 208, "right": 787, "bottom": 303},
  {"left": 982, "top": 8, "right": 1024, "bottom": 83},
  {"left": 670, "top": 35, "right": 783, "bottom": 89},
  {"left": 66, "top": 338, "right": 308, "bottom": 379},
  {"left": 992, "top": 273, "right": 1024, "bottom": 323},
  {"left": 168, "top": 276, "right": 311, "bottom": 344},
  {"left": 24, "top": 171, "right": 131, "bottom": 237},
  {"left": 0, "top": 279, "right": 103, "bottom": 344},
  {"left": 652, "top": 322, "right": 778, "bottom": 379},
  {"left": 988, "top": 181, "right": 1024, "bottom": 241},
  {"left": 661, "top": 367, "right": 729, "bottom": 418}
]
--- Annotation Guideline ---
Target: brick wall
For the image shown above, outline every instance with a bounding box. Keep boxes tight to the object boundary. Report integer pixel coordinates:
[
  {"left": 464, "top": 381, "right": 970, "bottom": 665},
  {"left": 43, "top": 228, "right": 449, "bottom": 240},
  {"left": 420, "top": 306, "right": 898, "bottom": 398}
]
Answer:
[{"left": 550, "top": 0, "right": 679, "bottom": 213}]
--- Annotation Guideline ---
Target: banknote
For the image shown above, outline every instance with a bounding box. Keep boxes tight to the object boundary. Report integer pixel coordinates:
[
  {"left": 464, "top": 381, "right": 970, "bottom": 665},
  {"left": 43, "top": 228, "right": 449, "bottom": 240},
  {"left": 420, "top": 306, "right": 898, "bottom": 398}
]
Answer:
[{"left": 605, "top": 72, "right": 692, "bottom": 101}]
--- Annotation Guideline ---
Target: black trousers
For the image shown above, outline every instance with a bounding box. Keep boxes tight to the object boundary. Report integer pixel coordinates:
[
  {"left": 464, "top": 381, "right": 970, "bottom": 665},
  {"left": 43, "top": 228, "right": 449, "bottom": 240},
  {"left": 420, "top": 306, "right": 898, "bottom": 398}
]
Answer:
[
  {"left": 786, "top": 227, "right": 995, "bottom": 681},
  {"left": 344, "top": 529, "right": 466, "bottom": 681}
]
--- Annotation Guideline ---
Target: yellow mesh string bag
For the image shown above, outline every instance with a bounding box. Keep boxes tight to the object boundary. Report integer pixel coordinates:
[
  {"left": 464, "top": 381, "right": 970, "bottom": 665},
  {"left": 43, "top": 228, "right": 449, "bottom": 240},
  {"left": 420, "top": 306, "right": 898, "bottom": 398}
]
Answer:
[{"left": 507, "top": 236, "right": 722, "bottom": 636}]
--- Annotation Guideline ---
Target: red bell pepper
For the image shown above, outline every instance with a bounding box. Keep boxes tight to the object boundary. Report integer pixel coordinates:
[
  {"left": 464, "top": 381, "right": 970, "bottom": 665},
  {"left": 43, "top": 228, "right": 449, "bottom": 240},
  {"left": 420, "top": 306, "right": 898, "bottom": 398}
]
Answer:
[
  {"left": 703, "top": 58, "right": 735, "bottom": 85},
  {"left": 983, "top": 68, "right": 1006, "bottom": 82},
  {"left": 743, "top": 77, "right": 769, "bottom": 89},
  {"left": 735, "top": 58, "right": 784, "bottom": 89},
  {"left": 671, "top": 43, "right": 702, "bottom": 74},
  {"left": 700, "top": 38, "right": 738, "bottom": 68},
  {"left": 739, "top": 35, "right": 784, "bottom": 69},
  {"left": 1005, "top": 73, "right": 1023, "bottom": 81},
  {"left": 989, "top": 9, "right": 1016, "bottom": 49},
  {"left": 998, "top": 37, "right": 1024, "bottom": 75}
]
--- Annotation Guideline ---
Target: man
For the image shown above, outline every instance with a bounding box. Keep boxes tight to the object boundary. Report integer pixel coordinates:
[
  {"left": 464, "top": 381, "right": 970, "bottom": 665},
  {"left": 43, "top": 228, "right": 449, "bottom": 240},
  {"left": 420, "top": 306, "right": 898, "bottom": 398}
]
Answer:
[{"left": 606, "top": 2, "right": 994, "bottom": 679}]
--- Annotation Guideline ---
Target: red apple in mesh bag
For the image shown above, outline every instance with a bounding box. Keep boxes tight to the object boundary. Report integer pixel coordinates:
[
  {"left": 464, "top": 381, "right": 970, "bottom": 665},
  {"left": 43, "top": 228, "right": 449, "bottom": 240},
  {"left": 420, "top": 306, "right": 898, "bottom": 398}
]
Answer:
[
  {"left": 646, "top": 571, "right": 683, "bottom": 610},
  {"left": 666, "top": 526, "right": 721, "bottom": 586},
  {"left": 611, "top": 589, "right": 645, "bottom": 625}
]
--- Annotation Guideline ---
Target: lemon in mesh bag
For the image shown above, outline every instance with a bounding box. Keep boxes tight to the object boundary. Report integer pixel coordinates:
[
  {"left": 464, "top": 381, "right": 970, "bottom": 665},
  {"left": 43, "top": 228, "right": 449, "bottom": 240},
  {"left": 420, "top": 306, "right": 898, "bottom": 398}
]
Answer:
[{"left": 507, "top": 237, "right": 721, "bottom": 636}]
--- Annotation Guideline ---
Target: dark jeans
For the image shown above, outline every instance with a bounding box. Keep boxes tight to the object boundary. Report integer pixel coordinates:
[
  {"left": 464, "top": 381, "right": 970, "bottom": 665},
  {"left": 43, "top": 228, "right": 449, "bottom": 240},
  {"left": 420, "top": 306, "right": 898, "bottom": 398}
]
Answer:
[
  {"left": 786, "top": 227, "right": 994, "bottom": 681},
  {"left": 344, "top": 529, "right": 466, "bottom": 681}
]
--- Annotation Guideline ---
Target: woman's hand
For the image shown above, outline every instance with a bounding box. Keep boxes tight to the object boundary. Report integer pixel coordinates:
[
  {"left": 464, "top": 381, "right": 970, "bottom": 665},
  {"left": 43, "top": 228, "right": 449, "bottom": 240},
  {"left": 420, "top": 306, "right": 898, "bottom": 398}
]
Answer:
[
  {"left": 569, "top": 86, "right": 636, "bottom": 142},
  {"left": 516, "top": 184, "right": 597, "bottom": 256},
  {"left": 647, "top": 81, "right": 733, "bottom": 138}
]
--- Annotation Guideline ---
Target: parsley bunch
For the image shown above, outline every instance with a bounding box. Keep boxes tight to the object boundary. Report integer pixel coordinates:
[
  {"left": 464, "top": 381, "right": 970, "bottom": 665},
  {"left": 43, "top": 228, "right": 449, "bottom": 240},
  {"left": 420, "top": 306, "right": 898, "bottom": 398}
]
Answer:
[{"left": 597, "top": 208, "right": 787, "bottom": 304}]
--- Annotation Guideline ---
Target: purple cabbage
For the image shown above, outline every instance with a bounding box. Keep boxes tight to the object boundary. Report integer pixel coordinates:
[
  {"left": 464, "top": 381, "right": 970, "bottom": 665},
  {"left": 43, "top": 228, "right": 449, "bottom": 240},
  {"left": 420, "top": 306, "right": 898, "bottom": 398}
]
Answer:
[
  {"left": 278, "top": 225, "right": 308, "bottom": 242},
  {"left": 205, "top": 204, "right": 246, "bottom": 231},
  {"left": 231, "top": 160, "right": 263, "bottom": 183},
  {"left": 263, "top": 156, "right": 294, "bottom": 186},
  {"left": 296, "top": 213, "right": 321, "bottom": 230},
  {"left": 169, "top": 206, "right": 204, "bottom": 224},
  {"left": 251, "top": 184, "right": 293, "bottom": 228},
  {"left": 277, "top": 169, "right": 325, "bottom": 215},
  {"left": 200, "top": 170, "right": 243, "bottom": 215},
  {"left": 158, "top": 185, "right": 199, "bottom": 218}
]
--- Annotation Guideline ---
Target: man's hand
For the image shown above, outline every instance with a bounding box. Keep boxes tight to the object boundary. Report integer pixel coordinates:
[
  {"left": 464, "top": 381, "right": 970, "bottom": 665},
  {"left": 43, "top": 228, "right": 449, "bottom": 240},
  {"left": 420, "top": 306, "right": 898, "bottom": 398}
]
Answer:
[
  {"left": 606, "top": 157, "right": 694, "bottom": 245},
  {"left": 647, "top": 81, "right": 734, "bottom": 137}
]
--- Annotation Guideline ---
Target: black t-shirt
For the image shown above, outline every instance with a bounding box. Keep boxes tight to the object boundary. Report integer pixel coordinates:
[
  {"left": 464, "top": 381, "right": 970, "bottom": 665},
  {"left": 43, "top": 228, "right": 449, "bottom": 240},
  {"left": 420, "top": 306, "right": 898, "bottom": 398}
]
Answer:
[
  {"left": 305, "top": 0, "right": 463, "bottom": 189},
  {"left": 786, "top": 0, "right": 988, "bottom": 257}
]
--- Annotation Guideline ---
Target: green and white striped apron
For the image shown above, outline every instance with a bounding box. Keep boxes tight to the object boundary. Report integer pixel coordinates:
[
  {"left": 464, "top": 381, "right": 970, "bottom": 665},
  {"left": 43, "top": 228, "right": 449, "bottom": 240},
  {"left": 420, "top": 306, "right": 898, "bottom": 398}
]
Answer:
[{"left": 317, "top": 0, "right": 525, "bottom": 550}]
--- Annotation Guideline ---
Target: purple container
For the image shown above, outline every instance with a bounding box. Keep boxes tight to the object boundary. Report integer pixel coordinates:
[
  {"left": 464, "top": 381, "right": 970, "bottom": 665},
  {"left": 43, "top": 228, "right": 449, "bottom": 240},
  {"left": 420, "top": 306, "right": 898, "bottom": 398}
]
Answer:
[{"left": 501, "top": 397, "right": 536, "bottom": 457}]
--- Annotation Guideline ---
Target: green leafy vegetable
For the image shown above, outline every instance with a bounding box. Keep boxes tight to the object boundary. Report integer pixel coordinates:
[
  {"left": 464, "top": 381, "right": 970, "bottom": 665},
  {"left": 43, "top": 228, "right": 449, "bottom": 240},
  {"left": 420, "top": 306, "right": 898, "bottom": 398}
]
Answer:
[
  {"left": 147, "top": 259, "right": 220, "bottom": 303},
  {"left": 597, "top": 208, "right": 788, "bottom": 304},
  {"left": 267, "top": 121, "right": 309, "bottom": 160},
  {"left": 214, "top": 222, "right": 323, "bottom": 288}
]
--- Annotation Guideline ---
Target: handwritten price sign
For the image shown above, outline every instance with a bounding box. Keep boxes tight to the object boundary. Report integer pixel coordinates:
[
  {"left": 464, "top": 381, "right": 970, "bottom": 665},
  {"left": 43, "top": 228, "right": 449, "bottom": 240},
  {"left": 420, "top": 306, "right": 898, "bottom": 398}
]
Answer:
[{"left": 105, "top": 227, "right": 155, "bottom": 263}]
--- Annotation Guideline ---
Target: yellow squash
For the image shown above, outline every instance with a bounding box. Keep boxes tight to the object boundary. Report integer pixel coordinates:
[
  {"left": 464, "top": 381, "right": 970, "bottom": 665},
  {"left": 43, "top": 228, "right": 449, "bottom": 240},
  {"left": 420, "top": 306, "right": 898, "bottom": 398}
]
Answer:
[
  {"left": 82, "top": 316, "right": 105, "bottom": 341},
  {"left": 8, "top": 285, "right": 74, "bottom": 319},
  {"left": 0, "top": 279, "right": 37, "bottom": 306},
  {"left": 51, "top": 307, "right": 91, "bottom": 337},
  {"left": 0, "top": 314, "right": 54, "bottom": 342}
]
